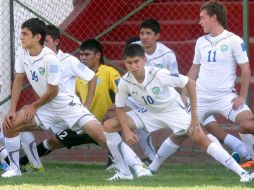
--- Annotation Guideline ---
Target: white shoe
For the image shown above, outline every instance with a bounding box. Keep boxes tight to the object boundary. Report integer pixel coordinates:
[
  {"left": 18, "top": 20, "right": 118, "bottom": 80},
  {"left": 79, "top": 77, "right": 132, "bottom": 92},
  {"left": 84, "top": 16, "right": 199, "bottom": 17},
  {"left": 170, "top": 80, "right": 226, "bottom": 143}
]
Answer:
[
  {"left": 136, "top": 167, "right": 153, "bottom": 178},
  {"left": 105, "top": 163, "right": 117, "bottom": 173},
  {"left": 106, "top": 172, "right": 133, "bottom": 181},
  {"left": 1, "top": 168, "right": 22, "bottom": 178},
  {"left": 240, "top": 172, "right": 252, "bottom": 182}
]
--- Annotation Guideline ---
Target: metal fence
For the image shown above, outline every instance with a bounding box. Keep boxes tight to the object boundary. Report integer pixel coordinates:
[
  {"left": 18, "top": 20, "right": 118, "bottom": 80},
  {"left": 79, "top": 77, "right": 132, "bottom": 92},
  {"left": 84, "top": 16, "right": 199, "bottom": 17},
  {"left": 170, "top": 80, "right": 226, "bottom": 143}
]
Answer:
[{"left": 0, "top": 0, "right": 252, "bottom": 162}]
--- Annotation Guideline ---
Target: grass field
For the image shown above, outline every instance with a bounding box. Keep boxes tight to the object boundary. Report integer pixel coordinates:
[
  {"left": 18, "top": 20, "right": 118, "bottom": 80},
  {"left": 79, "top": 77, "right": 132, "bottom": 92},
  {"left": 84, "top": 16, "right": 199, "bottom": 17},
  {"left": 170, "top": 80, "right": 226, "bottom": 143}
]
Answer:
[{"left": 0, "top": 162, "right": 253, "bottom": 190}]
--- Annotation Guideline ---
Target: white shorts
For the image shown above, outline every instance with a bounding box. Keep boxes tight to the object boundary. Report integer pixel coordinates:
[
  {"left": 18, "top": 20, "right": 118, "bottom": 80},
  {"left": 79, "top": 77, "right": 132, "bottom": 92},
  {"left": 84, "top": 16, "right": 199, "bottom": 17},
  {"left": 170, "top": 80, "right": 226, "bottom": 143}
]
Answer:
[
  {"left": 127, "top": 102, "right": 191, "bottom": 135},
  {"left": 197, "top": 93, "right": 250, "bottom": 125},
  {"left": 35, "top": 102, "right": 98, "bottom": 132}
]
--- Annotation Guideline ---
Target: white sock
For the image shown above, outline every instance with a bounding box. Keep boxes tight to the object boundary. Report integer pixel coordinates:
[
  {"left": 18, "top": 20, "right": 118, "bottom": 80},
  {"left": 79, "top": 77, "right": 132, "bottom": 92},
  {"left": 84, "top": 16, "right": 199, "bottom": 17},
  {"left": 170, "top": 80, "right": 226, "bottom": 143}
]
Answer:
[
  {"left": 104, "top": 132, "right": 132, "bottom": 176},
  {"left": 135, "top": 129, "right": 155, "bottom": 160},
  {"left": 122, "top": 143, "right": 143, "bottom": 174},
  {"left": 207, "top": 142, "right": 246, "bottom": 176},
  {"left": 42, "top": 139, "right": 53, "bottom": 150},
  {"left": 20, "top": 132, "right": 42, "bottom": 168},
  {"left": 207, "top": 134, "right": 222, "bottom": 147},
  {"left": 0, "top": 147, "right": 8, "bottom": 160},
  {"left": 239, "top": 133, "right": 254, "bottom": 160},
  {"left": 5, "top": 135, "right": 21, "bottom": 172},
  {"left": 149, "top": 138, "right": 179, "bottom": 173},
  {"left": 224, "top": 134, "right": 252, "bottom": 160},
  {"left": 0, "top": 131, "right": 4, "bottom": 145}
]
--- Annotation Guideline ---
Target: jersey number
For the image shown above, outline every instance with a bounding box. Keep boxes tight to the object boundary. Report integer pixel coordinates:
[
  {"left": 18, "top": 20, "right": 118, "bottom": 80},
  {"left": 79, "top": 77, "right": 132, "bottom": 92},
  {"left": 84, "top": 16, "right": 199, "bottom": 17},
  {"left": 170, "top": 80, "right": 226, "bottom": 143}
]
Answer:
[
  {"left": 207, "top": 50, "right": 216, "bottom": 62},
  {"left": 142, "top": 95, "right": 154, "bottom": 105},
  {"left": 30, "top": 70, "right": 38, "bottom": 82}
]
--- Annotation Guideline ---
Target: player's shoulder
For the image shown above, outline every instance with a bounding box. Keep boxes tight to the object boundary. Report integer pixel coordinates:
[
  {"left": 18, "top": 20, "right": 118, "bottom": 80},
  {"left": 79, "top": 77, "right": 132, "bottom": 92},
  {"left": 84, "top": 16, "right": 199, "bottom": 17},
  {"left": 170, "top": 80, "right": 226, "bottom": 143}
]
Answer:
[
  {"left": 156, "top": 42, "right": 174, "bottom": 53},
  {"left": 57, "top": 50, "right": 79, "bottom": 63},
  {"left": 42, "top": 47, "right": 57, "bottom": 58}
]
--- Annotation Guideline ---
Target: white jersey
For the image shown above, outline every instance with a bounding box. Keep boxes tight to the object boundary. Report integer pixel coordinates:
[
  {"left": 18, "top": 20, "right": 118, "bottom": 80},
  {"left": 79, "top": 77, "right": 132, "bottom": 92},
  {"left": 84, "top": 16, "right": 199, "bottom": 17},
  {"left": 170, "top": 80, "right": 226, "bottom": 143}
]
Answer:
[
  {"left": 134, "top": 41, "right": 179, "bottom": 75},
  {"left": 193, "top": 30, "right": 249, "bottom": 99},
  {"left": 15, "top": 47, "right": 63, "bottom": 107},
  {"left": 116, "top": 66, "right": 188, "bottom": 112},
  {"left": 57, "top": 50, "right": 95, "bottom": 104}
]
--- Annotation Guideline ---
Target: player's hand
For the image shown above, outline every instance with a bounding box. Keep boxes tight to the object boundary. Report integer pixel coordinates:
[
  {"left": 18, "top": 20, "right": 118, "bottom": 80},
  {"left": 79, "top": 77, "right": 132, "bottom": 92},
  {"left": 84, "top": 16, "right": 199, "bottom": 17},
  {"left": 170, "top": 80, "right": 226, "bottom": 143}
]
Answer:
[
  {"left": 188, "top": 117, "right": 200, "bottom": 136},
  {"left": 22, "top": 104, "right": 37, "bottom": 124},
  {"left": 3, "top": 111, "right": 16, "bottom": 129},
  {"left": 231, "top": 96, "right": 245, "bottom": 110},
  {"left": 124, "top": 129, "right": 139, "bottom": 145}
]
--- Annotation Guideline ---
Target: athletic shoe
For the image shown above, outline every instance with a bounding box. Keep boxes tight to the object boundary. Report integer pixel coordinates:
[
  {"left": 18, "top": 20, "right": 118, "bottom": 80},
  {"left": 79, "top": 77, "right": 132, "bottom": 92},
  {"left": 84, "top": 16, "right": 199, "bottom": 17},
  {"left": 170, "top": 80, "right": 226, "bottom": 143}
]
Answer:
[
  {"left": 1, "top": 168, "right": 22, "bottom": 178},
  {"left": 240, "top": 172, "right": 252, "bottom": 182},
  {"left": 25, "top": 163, "right": 45, "bottom": 172},
  {"left": 105, "top": 163, "right": 117, "bottom": 173},
  {"left": 106, "top": 172, "right": 133, "bottom": 181},
  {"left": 231, "top": 152, "right": 241, "bottom": 164},
  {"left": 0, "top": 162, "right": 9, "bottom": 171},
  {"left": 241, "top": 160, "right": 254, "bottom": 168},
  {"left": 136, "top": 167, "right": 153, "bottom": 178}
]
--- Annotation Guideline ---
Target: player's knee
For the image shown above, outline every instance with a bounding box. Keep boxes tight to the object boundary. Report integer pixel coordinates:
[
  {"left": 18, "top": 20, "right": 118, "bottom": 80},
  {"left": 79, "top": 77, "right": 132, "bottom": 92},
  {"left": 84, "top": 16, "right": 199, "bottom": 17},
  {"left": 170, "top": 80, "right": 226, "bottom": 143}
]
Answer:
[
  {"left": 47, "top": 136, "right": 62, "bottom": 149},
  {"left": 103, "top": 118, "right": 120, "bottom": 133}
]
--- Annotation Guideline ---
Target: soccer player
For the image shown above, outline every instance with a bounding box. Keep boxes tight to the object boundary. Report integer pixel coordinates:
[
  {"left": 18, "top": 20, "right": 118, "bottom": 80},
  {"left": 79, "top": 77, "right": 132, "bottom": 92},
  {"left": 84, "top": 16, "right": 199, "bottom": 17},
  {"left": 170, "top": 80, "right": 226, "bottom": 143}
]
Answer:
[
  {"left": 19, "top": 34, "right": 120, "bottom": 169},
  {"left": 103, "top": 43, "right": 252, "bottom": 182},
  {"left": 185, "top": 0, "right": 254, "bottom": 167},
  {"left": 2, "top": 18, "right": 106, "bottom": 177}
]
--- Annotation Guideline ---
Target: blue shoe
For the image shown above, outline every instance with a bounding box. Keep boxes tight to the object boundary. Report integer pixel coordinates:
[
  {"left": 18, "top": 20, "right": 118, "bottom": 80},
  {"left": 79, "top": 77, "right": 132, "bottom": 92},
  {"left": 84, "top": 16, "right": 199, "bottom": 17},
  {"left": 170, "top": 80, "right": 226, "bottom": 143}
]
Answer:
[
  {"left": 231, "top": 152, "right": 241, "bottom": 164},
  {"left": 0, "top": 162, "right": 9, "bottom": 171}
]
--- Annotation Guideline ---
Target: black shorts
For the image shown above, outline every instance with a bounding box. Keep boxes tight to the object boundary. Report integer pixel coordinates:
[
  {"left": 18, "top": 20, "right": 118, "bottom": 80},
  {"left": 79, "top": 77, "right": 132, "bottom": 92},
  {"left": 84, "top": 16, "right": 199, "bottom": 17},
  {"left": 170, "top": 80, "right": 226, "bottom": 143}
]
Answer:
[{"left": 55, "top": 129, "right": 98, "bottom": 149}]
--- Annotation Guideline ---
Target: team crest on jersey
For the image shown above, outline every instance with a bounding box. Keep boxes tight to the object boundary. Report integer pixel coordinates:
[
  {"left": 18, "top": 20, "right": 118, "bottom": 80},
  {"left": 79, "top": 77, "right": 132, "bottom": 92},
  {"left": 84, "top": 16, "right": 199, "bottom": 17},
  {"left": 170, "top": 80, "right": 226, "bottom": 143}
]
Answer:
[
  {"left": 96, "top": 77, "right": 102, "bottom": 85},
  {"left": 38, "top": 67, "right": 45, "bottom": 75},
  {"left": 152, "top": 87, "right": 160, "bottom": 95},
  {"left": 220, "top": 45, "right": 228, "bottom": 53}
]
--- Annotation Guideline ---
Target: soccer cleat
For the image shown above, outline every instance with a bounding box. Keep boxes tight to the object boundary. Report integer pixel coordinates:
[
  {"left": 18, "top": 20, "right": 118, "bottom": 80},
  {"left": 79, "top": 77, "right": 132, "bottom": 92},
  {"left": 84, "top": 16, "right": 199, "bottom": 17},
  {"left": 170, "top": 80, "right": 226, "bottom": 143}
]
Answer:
[
  {"left": 240, "top": 172, "right": 252, "bottom": 182},
  {"left": 231, "top": 152, "right": 241, "bottom": 164},
  {"left": 1, "top": 168, "right": 22, "bottom": 178},
  {"left": 105, "top": 163, "right": 117, "bottom": 173},
  {"left": 25, "top": 163, "right": 45, "bottom": 172},
  {"left": 241, "top": 160, "right": 254, "bottom": 168},
  {"left": 106, "top": 172, "right": 133, "bottom": 181},
  {"left": 136, "top": 167, "right": 153, "bottom": 178},
  {"left": 0, "top": 162, "right": 9, "bottom": 171}
]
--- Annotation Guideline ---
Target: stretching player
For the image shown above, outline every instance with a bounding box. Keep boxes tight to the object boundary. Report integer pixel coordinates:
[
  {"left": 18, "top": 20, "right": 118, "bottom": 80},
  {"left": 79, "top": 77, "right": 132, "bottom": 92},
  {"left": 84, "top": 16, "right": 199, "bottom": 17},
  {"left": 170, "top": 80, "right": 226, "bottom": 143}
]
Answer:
[{"left": 104, "top": 44, "right": 252, "bottom": 182}]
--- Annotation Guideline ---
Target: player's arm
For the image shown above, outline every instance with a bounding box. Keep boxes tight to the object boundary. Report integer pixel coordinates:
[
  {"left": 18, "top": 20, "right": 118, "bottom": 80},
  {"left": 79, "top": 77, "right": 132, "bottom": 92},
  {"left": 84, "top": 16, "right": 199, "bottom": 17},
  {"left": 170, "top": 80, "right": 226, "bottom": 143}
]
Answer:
[
  {"left": 4, "top": 73, "right": 25, "bottom": 128},
  {"left": 232, "top": 63, "right": 250, "bottom": 110},
  {"left": 84, "top": 75, "right": 96, "bottom": 109},
  {"left": 23, "top": 83, "right": 59, "bottom": 123},
  {"left": 115, "top": 79, "right": 138, "bottom": 144},
  {"left": 116, "top": 107, "right": 138, "bottom": 144}
]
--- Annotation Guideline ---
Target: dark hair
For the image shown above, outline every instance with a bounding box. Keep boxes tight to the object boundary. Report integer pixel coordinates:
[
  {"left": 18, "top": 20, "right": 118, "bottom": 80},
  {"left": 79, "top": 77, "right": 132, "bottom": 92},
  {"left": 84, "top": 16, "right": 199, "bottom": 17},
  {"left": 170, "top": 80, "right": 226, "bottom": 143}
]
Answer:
[
  {"left": 80, "top": 39, "right": 104, "bottom": 64},
  {"left": 21, "top": 18, "right": 46, "bottom": 45},
  {"left": 46, "top": 24, "right": 60, "bottom": 40},
  {"left": 140, "top": 18, "right": 160, "bottom": 34},
  {"left": 123, "top": 44, "right": 145, "bottom": 59},
  {"left": 201, "top": 0, "right": 227, "bottom": 29}
]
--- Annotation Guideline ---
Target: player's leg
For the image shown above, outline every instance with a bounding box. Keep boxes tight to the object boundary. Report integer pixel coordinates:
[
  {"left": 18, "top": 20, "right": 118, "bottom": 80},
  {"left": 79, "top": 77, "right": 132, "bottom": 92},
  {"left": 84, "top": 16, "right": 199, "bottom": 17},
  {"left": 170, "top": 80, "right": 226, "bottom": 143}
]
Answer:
[
  {"left": 190, "top": 125, "right": 252, "bottom": 182},
  {"left": 104, "top": 112, "right": 152, "bottom": 180},
  {"left": 2, "top": 109, "right": 38, "bottom": 177},
  {"left": 205, "top": 120, "right": 252, "bottom": 162},
  {"left": 135, "top": 128, "right": 155, "bottom": 164},
  {"left": 20, "top": 132, "right": 44, "bottom": 171}
]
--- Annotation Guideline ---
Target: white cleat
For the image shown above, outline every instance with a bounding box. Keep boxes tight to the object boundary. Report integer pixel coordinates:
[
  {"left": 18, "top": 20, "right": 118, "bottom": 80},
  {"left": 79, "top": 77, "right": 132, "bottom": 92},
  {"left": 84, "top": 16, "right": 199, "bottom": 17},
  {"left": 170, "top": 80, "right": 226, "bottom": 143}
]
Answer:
[
  {"left": 1, "top": 168, "right": 22, "bottom": 178},
  {"left": 105, "top": 163, "right": 117, "bottom": 173},
  {"left": 240, "top": 172, "right": 252, "bottom": 182},
  {"left": 106, "top": 172, "right": 133, "bottom": 181},
  {"left": 136, "top": 167, "right": 153, "bottom": 178}
]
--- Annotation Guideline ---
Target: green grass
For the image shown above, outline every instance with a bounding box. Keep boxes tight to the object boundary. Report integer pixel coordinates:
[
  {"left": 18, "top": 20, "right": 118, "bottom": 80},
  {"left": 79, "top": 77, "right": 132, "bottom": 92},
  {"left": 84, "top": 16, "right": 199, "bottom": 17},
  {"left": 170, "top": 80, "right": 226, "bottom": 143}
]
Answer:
[{"left": 0, "top": 162, "right": 253, "bottom": 190}]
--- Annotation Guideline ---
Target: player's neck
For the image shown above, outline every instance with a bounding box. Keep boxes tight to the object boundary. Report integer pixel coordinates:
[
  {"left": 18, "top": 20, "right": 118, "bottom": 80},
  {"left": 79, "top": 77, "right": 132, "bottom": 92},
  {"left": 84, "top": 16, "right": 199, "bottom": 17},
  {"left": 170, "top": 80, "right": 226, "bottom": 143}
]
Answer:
[
  {"left": 209, "top": 25, "right": 225, "bottom": 37},
  {"left": 28, "top": 45, "right": 43, "bottom": 56},
  {"left": 144, "top": 43, "right": 156, "bottom": 55},
  {"left": 91, "top": 63, "right": 100, "bottom": 73},
  {"left": 133, "top": 69, "right": 145, "bottom": 83}
]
